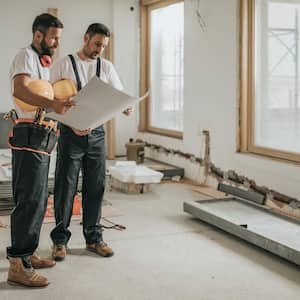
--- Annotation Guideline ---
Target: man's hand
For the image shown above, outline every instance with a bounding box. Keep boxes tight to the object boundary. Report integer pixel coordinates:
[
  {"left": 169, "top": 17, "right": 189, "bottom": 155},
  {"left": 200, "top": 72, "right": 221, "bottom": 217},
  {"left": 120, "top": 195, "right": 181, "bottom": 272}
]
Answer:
[
  {"left": 52, "top": 98, "right": 76, "bottom": 115},
  {"left": 71, "top": 127, "right": 91, "bottom": 136},
  {"left": 122, "top": 106, "right": 134, "bottom": 116}
]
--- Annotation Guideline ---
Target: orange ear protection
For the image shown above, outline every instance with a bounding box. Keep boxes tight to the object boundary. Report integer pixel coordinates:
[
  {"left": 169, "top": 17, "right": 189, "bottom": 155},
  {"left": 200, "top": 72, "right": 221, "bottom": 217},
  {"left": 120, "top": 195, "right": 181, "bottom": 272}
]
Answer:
[
  {"left": 39, "top": 55, "right": 52, "bottom": 67},
  {"left": 31, "top": 44, "right": 52, "bottom": 68}
]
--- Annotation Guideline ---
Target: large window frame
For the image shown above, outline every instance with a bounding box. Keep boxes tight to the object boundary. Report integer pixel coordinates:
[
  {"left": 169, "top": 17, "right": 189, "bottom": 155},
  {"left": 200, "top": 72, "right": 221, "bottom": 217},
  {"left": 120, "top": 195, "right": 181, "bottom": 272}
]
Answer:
[
  {"left": 239, "top": 0, "right": 300, "bottom": 162},
  {"left": 140, "top": 0, "right": 184, "bottom": 139}
]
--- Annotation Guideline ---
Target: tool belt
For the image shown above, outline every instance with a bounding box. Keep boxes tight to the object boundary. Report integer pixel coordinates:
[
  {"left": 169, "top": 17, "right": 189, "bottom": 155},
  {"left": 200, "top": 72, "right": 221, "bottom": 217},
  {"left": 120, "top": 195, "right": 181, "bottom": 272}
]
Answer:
[{"left": 8, "top": 119, "right": 59, "bottom": 155}]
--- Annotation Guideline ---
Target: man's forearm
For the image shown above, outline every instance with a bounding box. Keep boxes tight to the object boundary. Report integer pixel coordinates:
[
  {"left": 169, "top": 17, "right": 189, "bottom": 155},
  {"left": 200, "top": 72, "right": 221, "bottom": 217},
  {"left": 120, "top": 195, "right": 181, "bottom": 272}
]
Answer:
[{"left": 13, "top": 89, "right": 55, "bottom": 109}]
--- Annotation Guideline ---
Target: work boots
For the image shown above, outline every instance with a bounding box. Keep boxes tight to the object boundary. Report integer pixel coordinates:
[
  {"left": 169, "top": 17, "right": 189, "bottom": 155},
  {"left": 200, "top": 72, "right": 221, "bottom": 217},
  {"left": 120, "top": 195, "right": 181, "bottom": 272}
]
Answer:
[
  {"left": 52, "top": 244, "right": 67, "bottom": 261},
  {"left": 30, "top": 253, "right": 56, "bottom": 269},
  {"left": 7, "top": 257, "right": 49, "bottom": 287},
  {"left": 86, "top": 241, "right": 114, "bottom": 257}
]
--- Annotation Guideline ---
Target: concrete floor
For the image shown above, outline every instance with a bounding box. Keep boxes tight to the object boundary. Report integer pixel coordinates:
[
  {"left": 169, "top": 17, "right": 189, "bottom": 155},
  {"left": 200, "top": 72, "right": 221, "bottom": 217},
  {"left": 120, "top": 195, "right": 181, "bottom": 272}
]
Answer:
[{"left": 0, "top": 182, "right": 299, "bottom": 300}]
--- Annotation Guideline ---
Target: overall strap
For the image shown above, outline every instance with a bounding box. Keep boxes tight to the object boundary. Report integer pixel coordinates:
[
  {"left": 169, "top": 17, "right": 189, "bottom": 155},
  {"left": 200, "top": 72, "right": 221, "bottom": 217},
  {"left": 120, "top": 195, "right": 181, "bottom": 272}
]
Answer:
[
  {"left": 96, "top": 57, "right": 101, "bottom": 78},
  {"left": 68, "top": 54, "right": 82, "bottom": 91},
  {"left": 68, "top": 55, "right": 101, "bottom": 90}
]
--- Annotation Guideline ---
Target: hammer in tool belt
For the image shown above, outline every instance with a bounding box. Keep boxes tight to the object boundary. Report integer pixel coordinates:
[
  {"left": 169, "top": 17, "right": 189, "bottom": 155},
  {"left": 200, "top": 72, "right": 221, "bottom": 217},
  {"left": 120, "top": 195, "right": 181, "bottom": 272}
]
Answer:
[
  {"left": 38, "top": 110, "right": 46, "bottom": 125},
  {"left": 34, "top": 107, "right": 43, "bottom": 124}
]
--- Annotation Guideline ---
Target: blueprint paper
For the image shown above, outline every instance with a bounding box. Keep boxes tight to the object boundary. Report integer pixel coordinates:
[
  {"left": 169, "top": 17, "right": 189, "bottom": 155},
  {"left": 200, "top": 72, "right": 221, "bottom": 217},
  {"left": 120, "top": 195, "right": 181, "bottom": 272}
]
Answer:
[{"left": 47, "top": 76, "right": 149, "bottom": 130}]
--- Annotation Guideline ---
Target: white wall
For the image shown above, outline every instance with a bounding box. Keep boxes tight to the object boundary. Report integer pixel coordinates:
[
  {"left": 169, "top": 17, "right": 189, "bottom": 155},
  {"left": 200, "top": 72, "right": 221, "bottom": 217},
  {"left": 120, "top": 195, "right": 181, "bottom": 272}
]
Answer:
[
  {"left": 0, "top": 0, "right": 138, "bottom": 155},
  {"left": 137, "top": 0, "right": 300, "bottom": 200},
  {"left": 112, "top": 0, "right": 140, "bottom": 155}
]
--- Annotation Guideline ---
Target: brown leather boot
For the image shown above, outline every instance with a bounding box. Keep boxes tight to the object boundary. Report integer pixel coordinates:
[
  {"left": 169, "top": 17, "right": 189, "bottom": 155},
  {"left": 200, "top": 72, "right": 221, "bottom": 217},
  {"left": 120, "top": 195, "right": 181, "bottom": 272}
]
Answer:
[
  {"left": 52, "top": 244, "right": 66, "bottom": 261},
  {"left": 7, "top": 257, "right": 49, "bottom": 287},
  {"left": 86, "top": 241, "right": 114, "bottom": 257},
  {"left": 30, "top": 253, "right": 56, "bottom": 269}
]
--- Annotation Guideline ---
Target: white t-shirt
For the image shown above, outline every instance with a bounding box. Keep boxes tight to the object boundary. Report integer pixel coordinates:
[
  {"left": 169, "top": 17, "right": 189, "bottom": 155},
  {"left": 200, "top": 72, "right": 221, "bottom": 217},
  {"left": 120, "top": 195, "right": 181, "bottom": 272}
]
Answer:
[
  {"left": 50, "top": 53, "right": 123, "bottom": 91},
  {"left": 10, "top": 46, "right": 49, "bottom": 119}
]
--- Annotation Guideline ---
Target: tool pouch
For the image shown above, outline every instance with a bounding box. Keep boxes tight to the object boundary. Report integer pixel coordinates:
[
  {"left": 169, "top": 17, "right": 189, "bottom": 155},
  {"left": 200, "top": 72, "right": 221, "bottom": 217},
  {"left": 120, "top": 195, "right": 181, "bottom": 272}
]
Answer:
[{"left": 8, "top": 121, "right": 59, "bottom": 155}]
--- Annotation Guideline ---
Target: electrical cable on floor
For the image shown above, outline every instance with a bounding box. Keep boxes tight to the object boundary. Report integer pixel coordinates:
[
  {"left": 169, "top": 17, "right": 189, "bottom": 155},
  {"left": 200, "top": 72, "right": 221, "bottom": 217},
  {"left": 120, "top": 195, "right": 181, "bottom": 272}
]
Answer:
[{"left": 101, "top": 217, "right": 126, "bottom": 231}]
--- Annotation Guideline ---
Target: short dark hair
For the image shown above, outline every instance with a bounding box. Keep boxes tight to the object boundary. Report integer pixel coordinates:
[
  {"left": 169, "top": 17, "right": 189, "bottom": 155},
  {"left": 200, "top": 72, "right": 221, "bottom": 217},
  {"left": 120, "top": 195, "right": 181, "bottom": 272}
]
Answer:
[
  {"left": 85, "top": 23, "right": 110, "bottom": 38},
  {"left": 32, "top": 13, "right": 64, "bottom": 34}
]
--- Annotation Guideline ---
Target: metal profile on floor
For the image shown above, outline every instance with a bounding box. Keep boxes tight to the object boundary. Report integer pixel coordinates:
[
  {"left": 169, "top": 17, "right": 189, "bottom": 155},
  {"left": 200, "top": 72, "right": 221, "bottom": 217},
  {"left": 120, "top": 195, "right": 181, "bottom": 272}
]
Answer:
[
  {"left": 218, "top": 183, "right": 265, "bottom": 205},
  {"left": 184, "top": 186, "right": 300, "bottom": 266}
]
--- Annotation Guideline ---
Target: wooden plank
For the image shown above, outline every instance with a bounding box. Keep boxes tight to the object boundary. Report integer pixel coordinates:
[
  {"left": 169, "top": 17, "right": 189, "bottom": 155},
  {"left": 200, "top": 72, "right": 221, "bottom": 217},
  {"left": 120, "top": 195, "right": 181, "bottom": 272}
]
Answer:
[{"left": 192, "top": 185, "right": 230, "bottom": 199}]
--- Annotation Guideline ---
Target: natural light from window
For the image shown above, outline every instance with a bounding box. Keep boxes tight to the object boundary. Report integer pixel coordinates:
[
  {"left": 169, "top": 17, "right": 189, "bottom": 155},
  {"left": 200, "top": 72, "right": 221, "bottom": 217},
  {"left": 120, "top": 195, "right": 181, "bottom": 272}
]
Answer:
[
  {"left": 149, "top": 2, "right": 184, "bottom": 132},
  {"left": 255, "top": 0, "right": 300, "bottom": 153}
]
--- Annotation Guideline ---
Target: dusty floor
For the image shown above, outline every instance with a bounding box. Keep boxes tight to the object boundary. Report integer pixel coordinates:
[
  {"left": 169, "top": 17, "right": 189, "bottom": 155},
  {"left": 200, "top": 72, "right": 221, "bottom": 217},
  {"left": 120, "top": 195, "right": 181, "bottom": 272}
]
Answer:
[{"left": 0, "top": 182, "right": 299, "bottom": 300}]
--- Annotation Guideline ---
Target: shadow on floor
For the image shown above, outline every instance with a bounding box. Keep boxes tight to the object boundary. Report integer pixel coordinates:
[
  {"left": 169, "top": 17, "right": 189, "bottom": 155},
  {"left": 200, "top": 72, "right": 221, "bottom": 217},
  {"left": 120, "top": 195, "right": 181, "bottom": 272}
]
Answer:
[{"left": 0, "top": 280, "right": 47, "bottom": 290}]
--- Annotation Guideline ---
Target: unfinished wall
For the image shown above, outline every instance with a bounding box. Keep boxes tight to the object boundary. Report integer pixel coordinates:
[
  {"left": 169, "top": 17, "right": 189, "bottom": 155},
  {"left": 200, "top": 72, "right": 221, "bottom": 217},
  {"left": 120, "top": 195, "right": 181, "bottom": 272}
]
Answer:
[
  {"left": 1, "top": 0, "right": 299, "bottom": 199},
  {"left": 137, "top": 0, "right": 300, "bottom": 200}
]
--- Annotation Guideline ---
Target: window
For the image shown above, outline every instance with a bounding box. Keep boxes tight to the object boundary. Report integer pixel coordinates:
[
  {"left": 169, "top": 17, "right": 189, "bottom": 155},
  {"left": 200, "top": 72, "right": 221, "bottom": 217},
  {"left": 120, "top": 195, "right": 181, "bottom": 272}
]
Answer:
[
  {"left": 240, "top": 0, "right": 300, "bottom": 162},
  {"left": 140, "top": 0, "right": 184, "bottom": 138}
]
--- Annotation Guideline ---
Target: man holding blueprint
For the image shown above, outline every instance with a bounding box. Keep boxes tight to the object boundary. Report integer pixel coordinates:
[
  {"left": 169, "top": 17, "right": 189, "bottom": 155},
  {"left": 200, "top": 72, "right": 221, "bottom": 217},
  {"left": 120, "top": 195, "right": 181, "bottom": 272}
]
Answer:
[{"left": 49, "top": 23, "right": 132, "bottom": 261}]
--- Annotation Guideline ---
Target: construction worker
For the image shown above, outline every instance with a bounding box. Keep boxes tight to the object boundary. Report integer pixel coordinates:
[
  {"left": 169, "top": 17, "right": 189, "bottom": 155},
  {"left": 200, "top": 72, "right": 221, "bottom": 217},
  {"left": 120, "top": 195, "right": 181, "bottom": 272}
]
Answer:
[
  {"left": 50, "top": 23, "right": 132, "bottom": 261},
  {"left": 7, "top": 13, "right": 75, "bottom": 287}
]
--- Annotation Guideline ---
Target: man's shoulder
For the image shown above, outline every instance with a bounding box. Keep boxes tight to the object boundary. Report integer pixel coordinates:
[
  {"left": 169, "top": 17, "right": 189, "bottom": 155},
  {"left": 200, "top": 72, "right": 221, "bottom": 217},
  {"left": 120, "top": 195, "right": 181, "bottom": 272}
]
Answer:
[
  {"left": 101, "top": 57, "right": 113, "bottom": 66},
  {"left": 56, "top": 55, "right": 72, "bottom": 63},
  {"left": 101, "top": 57, "right": 115, "bottom": 73},
  {"left": 52, "top": 55, "right": 72, "bottom": 69},
  {"left": 14, "top": 46, "right": 34, "bottom": 59}
]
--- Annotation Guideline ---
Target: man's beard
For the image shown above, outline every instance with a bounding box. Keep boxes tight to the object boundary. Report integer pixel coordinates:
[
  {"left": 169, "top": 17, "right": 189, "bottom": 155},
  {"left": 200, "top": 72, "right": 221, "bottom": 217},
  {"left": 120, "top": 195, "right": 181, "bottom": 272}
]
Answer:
[
  {"left": 41, "top": 38, "right": 55, "bottom": 57},
  {"left": 83, "top": 46, "right": 98, "bottom": 60}
]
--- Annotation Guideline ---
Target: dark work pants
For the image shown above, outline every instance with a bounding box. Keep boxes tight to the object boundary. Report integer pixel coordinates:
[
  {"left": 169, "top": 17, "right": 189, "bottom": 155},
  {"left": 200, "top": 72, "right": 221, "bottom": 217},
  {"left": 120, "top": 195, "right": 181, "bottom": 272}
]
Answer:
[
  {"left": 7, "top": 149, "right": 50, "bottom": 258},
  {"left": 50, "top": 124, "right": 106, "bottom": 245}
]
